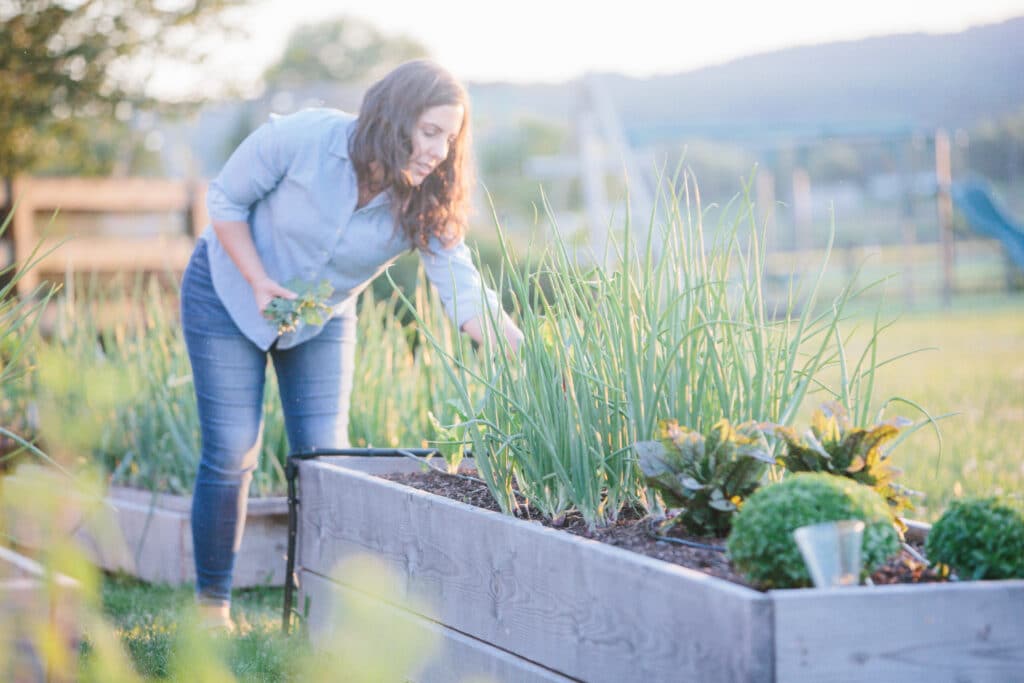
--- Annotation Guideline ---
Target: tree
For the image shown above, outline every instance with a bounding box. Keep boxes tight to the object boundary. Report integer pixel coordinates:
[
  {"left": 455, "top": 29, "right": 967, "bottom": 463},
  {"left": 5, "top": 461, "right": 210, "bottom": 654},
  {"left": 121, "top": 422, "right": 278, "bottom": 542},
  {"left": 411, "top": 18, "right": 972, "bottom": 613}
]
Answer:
[
  {"left": 262, "top": 16, "right": 428, "bottom": 90},
  {"left": 0, "top": 0, "right": 249, "bottom": 179}
]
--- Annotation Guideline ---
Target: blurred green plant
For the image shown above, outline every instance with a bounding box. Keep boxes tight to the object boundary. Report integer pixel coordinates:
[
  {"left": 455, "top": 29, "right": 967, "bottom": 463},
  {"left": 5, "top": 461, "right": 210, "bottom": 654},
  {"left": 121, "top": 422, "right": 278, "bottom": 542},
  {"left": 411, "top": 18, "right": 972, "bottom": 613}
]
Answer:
[
  {"left": 1, "top": 464, "right": 141, "bottom": 682},
  {"left": 37, "top": 275, "right": 288, "bottom": 495},
  {"left": 3, "top": 464, "right": 440, "bottom": 681},
  {"left": 31, "top": 264, "right": 475, "bottom": 495},
  {"left": 350, "top": 266, "right": 483, "bottom": 455},
  {"left": 635, "top": 419, "right": 774, "bottom": 537},
  {"left": 0, "top": 206, "right": 60, "bottom": 470},
  {"left": 925, "top": 497, "right": 1024, "bottom": 580},
  {"left": 726, "top": 472, "right": 901, "bottom": 588}
]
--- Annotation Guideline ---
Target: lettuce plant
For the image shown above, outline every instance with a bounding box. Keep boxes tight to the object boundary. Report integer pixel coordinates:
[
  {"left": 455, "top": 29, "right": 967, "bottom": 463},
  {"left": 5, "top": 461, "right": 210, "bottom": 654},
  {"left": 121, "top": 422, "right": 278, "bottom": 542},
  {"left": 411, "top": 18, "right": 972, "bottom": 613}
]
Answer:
[{"left": 634, "top": 419, "right": 774, "bottom": 537}]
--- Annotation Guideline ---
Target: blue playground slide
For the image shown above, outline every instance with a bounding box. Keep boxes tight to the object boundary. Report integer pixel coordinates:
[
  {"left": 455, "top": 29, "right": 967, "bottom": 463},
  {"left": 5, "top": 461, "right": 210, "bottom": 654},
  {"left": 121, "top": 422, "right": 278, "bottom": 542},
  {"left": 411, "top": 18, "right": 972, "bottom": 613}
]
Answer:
[{"left": 951, "top": 176, "right": 1024, "bottom": 272}]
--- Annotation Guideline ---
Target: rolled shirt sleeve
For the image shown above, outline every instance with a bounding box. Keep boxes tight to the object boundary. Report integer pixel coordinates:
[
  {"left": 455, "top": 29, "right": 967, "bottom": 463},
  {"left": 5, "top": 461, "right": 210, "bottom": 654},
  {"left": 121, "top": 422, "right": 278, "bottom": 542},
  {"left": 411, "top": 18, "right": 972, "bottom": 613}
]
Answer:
[
  {"left": 419, "top": 237, "right": 501, "bottom": 329},
  {"left": 206, "top": 115, "right": 294, "bottom": 223}
]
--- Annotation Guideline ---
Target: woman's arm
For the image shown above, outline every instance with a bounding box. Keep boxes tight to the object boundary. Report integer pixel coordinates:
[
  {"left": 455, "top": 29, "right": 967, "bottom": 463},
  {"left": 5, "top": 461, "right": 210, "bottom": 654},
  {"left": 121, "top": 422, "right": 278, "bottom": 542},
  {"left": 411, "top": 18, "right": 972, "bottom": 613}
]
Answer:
[
  {"left": 419, "top": 236, "right": 523, "bottom": 352},
  {"left": 206, "top": 115, "right": 311, "bottom": 314},
  {"left": 213, "top": 220, "right": 296, "bottom": 312}
]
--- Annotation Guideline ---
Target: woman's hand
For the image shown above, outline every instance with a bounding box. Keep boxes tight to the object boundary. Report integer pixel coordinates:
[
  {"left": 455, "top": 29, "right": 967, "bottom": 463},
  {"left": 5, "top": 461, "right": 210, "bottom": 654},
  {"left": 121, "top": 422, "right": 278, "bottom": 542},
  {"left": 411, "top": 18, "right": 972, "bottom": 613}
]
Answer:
[
  {"left": 502, "top": 316, "right": 525, "bottom": 355},
  {"left": 251, "top": 276, "right": 298, "bottom": 315},
  {"left": 461, "top": 312, "right": 524, "bottom": 355},
  {"left": 211, "top": 220, "right": 298, "bottom": 315}
]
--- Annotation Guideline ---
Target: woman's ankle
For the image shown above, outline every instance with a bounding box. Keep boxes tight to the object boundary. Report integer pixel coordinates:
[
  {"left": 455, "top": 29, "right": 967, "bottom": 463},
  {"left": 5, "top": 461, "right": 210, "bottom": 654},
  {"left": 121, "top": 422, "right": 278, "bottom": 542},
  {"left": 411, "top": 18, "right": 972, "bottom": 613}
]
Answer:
[{"left": 196, "top": 601, "right": 235, "bottom": 633}]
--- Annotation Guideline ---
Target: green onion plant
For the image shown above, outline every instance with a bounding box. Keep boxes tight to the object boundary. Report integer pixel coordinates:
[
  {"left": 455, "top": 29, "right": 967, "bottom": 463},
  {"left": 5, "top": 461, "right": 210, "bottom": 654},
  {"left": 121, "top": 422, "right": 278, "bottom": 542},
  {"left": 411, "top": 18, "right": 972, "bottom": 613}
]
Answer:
[{"left": 411, "top": 169, "right": 901, "bottom": 528}]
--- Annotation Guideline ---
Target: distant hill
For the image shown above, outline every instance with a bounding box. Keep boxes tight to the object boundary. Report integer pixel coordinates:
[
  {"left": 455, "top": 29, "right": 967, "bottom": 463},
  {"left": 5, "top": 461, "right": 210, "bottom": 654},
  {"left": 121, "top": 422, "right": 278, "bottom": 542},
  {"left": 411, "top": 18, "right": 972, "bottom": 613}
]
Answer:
[
  {"left": 470, "top": 16, "right": 1024, "bottom": 144},
  {"left": 181, "top": 17, "right": 1024, "bottom": 175}
]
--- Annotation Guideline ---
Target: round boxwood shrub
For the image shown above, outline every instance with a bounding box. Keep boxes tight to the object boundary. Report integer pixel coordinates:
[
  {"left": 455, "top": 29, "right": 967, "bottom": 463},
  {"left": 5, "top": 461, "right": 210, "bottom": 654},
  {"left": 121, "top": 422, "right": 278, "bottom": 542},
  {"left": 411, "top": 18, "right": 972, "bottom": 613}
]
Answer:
[
  {"left": 726, "top": 472, "right": 900, "bottom": 588},
  {"left": 925, "top": 497, "right": 1024, "bottom": 580}
]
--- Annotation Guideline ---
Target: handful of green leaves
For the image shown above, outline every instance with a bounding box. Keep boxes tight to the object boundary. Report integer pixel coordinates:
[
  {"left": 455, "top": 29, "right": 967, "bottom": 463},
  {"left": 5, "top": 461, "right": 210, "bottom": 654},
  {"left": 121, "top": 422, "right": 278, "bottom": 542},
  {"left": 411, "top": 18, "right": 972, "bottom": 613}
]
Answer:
[{"left": 262, "top": 279, "right": 335, "bottom": 335}]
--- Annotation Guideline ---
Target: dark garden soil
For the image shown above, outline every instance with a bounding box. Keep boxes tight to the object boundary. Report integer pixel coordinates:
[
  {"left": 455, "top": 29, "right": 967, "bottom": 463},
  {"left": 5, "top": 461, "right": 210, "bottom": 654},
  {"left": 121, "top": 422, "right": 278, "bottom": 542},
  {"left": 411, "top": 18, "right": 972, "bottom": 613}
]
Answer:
[{"left": 379, "top": 469, "right": 948, "bottom": 591}]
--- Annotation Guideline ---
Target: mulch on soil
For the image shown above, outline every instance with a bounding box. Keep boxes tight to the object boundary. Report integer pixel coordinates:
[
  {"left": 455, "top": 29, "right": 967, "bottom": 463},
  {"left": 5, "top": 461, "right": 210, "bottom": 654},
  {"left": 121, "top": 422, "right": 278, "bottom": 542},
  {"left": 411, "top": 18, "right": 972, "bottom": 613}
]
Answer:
[{"left": 379, "top": 468, "right": 947, "bottom": 590}]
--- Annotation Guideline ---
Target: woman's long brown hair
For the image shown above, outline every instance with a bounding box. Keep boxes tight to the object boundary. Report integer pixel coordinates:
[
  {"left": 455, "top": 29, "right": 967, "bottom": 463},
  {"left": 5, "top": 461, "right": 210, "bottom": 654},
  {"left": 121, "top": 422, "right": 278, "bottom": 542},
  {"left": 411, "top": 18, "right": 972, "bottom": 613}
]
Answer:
[{"left": 349, "top": 60, "right": 473, "bottom": 249}]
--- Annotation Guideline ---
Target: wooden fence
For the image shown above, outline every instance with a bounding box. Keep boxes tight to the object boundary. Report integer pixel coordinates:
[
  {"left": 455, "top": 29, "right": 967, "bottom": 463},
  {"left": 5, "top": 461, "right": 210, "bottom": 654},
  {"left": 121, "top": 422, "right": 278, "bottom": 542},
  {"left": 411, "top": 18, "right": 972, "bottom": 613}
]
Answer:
[
  {"left": 0, "top": 176, "right": 1012, "bottom": 303},
  {"left": 1, "top": 177, "right": 208, "bottom": 295}
]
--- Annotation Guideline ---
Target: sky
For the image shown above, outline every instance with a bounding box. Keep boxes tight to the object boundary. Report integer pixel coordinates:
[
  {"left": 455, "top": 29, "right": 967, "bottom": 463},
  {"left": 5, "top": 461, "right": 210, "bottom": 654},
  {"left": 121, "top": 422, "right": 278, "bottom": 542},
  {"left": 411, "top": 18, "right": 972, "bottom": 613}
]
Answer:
[{"left": 154, "top": 0, "right": 1024, "bottom": 98}]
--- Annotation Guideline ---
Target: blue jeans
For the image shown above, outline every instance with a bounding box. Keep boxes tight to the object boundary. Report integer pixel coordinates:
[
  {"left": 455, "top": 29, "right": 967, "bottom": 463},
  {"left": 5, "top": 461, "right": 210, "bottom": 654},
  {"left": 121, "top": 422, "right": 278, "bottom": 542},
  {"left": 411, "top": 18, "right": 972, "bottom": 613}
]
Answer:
[{"left": 180, "top": 240, "right": 356, "bottom": 605}]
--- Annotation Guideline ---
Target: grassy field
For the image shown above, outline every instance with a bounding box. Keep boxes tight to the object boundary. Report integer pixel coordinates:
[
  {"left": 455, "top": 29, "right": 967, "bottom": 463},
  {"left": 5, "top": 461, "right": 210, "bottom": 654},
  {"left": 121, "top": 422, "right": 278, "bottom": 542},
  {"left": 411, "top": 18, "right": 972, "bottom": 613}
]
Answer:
[
  {"left": 86, "top": 575, "right": 304, "bottom": 681},
  {"left": 807, "top": 293, "right": 1024, "bottom": 521},
  {"left": 88, "top": 564, "right": 441, "bottom": 681}
]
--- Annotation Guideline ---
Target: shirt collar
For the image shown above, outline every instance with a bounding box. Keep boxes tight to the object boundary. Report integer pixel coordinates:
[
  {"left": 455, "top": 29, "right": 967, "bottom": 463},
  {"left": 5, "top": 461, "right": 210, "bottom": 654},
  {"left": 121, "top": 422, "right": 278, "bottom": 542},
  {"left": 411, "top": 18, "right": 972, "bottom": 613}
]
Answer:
[
  {"left": 329, "top": 117, "right": 356, "bottom": 159},
  {"left": 333, "top": 116, "right": 393, "bottom": 209}
]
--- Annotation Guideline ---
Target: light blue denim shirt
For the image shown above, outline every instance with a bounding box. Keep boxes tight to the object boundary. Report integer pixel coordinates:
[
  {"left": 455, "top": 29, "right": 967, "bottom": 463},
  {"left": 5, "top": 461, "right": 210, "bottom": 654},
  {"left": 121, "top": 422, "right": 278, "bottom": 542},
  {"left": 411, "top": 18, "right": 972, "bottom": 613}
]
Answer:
[{"left": 201, "top": 108, "right": 499, "bottom": 351}]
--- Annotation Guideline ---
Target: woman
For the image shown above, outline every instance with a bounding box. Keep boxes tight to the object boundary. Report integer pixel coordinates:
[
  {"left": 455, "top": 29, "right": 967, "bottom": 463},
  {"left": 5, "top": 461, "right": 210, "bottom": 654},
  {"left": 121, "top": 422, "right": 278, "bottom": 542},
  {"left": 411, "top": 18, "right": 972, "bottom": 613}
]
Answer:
[{"left": 180, "top": 60, "right": 523, "bottom": 629}]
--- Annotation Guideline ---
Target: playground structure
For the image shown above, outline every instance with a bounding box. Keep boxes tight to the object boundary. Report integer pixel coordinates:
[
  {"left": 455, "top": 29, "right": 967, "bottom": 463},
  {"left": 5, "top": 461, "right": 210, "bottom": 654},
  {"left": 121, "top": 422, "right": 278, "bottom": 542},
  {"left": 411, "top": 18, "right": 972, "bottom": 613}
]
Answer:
[{"left": 951, "top": 175, "right": 1024, "bottom": 280}]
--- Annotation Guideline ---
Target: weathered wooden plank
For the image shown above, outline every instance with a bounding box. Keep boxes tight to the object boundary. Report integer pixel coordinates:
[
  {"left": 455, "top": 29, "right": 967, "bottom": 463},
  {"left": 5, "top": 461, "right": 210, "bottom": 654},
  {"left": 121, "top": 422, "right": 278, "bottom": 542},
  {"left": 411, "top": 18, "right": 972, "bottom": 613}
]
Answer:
[
  {"left": 11, "top": 177, "right": 38, "bottom": 295},
  {"left": 30, "top": 235, "right": 196, "bottom": 275},
  {"left": 300, "top": 569, "right": 574, "bottom": 683},
  {"left": 73, "top": 489, "right": 287, "bottom": 587},
  {"left": 773, "top": 581, "right": 1024, "bottom": 682},
  {"left": 106, "top": 486, "right": 288, "bottom": 515},
  {"left": 298, "top": 459, "right": 773, "bottom": 683},
  {"left": 17, "top": 177, "right": 192, "bottom": 212},
  {"left": 6, "top": 176, "right": 208, "bottom": 294},
  {"left": 79, "top": 495, "right": 191, "bottom": 584}
]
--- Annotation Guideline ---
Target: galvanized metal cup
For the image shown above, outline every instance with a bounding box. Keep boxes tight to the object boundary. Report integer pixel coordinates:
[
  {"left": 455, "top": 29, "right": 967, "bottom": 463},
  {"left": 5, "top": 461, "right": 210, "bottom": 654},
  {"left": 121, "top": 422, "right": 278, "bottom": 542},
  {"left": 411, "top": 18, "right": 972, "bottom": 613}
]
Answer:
[{"left": 793, "top": 520, "right": 865, "bottom": 587}]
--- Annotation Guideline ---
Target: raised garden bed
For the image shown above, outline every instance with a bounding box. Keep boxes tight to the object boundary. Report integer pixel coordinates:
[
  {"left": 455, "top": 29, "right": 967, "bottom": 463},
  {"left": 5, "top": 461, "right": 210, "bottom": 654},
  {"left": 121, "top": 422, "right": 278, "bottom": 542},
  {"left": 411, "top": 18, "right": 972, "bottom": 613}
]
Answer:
[
  {"left": 295, "top": 456, "right": 1024, "bottom": 683},
  {"left": 0, "top": 545, "right": 79, "bottom": 682},
  {"left": 75, "top": 486, "right": 288, "bottom": 587}
]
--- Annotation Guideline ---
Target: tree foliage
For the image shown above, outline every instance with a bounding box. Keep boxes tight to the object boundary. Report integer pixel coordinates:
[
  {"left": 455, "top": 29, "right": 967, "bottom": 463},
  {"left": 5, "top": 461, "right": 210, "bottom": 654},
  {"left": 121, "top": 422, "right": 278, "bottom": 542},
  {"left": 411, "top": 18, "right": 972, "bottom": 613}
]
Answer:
[
  {"left": 0, "top": 0, "right": 248, "bottom": 178},
  {"left": 262, "top": 16, "right": 428, "bottom": 89}
]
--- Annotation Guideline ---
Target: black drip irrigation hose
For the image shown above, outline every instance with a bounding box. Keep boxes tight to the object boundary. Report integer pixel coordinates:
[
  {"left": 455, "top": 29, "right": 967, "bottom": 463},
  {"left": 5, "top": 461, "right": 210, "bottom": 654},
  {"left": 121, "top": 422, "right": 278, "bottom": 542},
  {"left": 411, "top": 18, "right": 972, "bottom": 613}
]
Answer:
[
  {"left": 649, "top": 534, "right": 727, "bottom": 553},
  {"left": 281, "top": 447, "right": 443, "bottom": 634}
]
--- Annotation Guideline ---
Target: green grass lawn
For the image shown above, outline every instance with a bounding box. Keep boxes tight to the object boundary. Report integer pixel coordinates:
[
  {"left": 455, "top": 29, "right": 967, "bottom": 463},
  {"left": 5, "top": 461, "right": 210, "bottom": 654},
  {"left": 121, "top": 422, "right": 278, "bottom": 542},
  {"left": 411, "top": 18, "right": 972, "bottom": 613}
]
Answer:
[
  {"left": 86, "top": 574, "right": 307, "bottom": 681},
  {"left": 804, "top": 293, "right": 1024, "bottom": 521}
]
